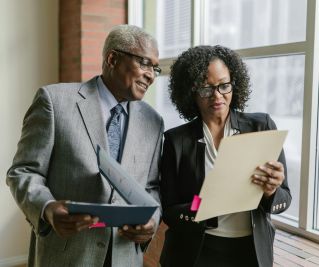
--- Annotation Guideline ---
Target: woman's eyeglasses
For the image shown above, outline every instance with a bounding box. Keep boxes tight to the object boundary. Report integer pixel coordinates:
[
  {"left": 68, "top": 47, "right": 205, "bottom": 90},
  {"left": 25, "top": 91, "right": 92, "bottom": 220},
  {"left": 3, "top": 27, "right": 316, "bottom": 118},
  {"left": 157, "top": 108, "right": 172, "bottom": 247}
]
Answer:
[{"left": 193, "top": 82, "right": 234, "bottom": 98}]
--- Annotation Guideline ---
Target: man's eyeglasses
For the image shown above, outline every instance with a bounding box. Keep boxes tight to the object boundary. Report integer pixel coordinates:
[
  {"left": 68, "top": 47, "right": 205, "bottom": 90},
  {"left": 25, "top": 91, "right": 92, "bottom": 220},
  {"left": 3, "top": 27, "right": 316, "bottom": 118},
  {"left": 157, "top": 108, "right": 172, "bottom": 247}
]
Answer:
[
  {"left": 113, "top": 49, "right": 162, "bottom": 77},
  {"left": 193, "top": 81, "right": 234, "bottom": 98}
]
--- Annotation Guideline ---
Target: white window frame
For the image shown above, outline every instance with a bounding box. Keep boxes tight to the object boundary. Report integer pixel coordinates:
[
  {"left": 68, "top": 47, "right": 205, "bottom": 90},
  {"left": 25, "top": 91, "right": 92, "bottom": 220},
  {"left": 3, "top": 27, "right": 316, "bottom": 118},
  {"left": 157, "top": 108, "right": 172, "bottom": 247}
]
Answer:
[{"left": 128, "top": 0, "right": 143, "bottom": 27}]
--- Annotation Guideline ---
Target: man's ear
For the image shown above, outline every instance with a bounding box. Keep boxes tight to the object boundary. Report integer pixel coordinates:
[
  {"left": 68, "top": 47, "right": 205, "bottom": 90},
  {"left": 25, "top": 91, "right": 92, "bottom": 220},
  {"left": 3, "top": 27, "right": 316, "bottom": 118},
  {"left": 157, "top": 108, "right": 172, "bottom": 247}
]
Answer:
[{"left": 105, "top": 51, "right": 117, "bottom": 68}]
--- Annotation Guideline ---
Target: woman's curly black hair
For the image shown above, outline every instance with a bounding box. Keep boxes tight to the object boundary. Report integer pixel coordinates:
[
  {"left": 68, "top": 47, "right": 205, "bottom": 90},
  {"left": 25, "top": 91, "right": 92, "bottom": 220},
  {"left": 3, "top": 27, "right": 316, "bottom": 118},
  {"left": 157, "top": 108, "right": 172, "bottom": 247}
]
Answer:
[{"left": 169, "top": 45, "right": 251, "bottom": 121}]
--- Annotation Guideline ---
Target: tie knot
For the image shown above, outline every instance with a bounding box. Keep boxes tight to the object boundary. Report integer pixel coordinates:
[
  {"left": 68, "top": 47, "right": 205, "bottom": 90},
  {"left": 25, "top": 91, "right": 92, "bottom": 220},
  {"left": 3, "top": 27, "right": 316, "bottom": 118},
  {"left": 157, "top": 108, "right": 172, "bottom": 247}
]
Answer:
[{"left": 111, "top": 104, "right": 123, "bottom": 116}]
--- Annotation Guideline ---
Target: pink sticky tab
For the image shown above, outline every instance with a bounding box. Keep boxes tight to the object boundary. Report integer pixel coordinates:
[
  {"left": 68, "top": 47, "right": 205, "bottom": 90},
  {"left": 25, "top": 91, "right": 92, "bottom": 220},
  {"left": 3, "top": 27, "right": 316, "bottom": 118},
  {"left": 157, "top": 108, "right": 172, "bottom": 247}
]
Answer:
[
  {"left": 190, "top": 195, "right": 202, "bottom": 211},
  {"left": 89, "top": 222, "right": 107, "bottom": 229}
]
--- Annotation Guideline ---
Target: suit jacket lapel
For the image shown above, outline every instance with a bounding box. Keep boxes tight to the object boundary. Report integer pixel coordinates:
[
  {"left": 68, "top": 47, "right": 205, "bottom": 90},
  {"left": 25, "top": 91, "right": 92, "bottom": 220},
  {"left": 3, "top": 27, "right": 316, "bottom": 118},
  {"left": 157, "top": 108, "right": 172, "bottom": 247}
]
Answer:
[
  {"left": 189, "top": 118, "right": 206, "bottom": 190},
  {"left": 230, "top": 109, "right": 252, "bottom": 134},
  {"left": 77, "top": 77, "right": 108, "bottom": 154}
]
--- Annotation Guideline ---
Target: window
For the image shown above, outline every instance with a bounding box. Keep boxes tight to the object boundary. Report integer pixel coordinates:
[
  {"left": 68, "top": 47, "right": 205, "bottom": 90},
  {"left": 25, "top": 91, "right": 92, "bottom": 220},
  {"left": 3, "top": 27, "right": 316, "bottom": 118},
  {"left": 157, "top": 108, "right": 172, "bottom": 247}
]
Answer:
[
  {"left": 154, "top": 76, "right": 185, "bottom": 130},
  {"left": 131, "top": 0, "right": 319, "bottom": 240},
  {"left": 142, "top": 0, "right": 191, "bottom": 58},
  {"left": 203, "top": 0, "right": 307, "bottom": 49}
]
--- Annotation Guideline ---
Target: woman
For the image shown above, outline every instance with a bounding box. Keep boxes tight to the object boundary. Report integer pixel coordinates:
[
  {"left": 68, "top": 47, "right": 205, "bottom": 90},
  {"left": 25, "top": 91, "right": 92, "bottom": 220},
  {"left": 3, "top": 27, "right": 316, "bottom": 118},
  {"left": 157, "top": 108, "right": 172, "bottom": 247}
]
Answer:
[{"left": 160, "top": 45, "right": 291, "bottom": 267}]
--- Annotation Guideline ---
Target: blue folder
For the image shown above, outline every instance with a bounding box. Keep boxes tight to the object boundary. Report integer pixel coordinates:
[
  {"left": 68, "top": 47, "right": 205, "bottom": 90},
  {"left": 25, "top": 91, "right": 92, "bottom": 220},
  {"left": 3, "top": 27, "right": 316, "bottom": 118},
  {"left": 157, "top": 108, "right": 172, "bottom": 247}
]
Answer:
[
  {"left": 66, "top": 201, "right": 157, "bottom": 227},
  {"left": 66, "top": 146, "right": 159, "bottom": 227}
]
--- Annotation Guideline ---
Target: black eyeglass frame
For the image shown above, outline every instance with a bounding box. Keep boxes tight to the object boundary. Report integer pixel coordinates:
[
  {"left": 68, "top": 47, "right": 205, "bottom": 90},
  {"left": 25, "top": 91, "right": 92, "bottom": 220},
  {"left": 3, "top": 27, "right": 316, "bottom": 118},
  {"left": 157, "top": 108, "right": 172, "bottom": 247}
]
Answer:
[
  {"left": 113, "top": 49, "right": 161, "bottom": 77},
  {"left": 192, "top": 81, "right": 234, "bottom": 98}
]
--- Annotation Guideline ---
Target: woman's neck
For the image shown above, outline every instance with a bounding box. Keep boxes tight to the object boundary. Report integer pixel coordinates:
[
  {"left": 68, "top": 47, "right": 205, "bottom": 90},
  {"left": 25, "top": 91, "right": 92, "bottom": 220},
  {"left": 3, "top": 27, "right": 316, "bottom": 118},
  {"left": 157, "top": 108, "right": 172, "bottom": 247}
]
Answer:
[
  {"left": 202, "top": 112, "right": 229, "bottom": 129},
  {"left": 202, "top": 112, "right": 230, "bottom": 150}
]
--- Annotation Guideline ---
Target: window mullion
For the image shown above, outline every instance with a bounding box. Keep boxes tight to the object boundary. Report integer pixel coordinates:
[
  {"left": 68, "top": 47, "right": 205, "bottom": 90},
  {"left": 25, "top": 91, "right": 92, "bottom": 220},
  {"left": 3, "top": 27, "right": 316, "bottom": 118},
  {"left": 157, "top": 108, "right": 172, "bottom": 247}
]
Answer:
[
  {"left": 128, "top": 0, "right": 143, "bottom": 27},
  {"left": 299, "top": 0, "right": 319, "bottom": 231},
  {"left": 235, "top": 42, "right": 306, "bottom": 60},
  {"left": 192, "top": 0, "right": 205, "bottom": 46}
]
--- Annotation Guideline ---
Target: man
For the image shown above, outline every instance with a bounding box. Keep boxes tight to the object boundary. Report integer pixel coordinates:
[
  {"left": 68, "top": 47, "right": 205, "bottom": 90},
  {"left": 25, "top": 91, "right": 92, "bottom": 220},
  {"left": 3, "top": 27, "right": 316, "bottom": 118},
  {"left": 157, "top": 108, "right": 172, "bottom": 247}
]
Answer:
[{"left": 7, "top": 24, "right": 164, "bottom": 267}]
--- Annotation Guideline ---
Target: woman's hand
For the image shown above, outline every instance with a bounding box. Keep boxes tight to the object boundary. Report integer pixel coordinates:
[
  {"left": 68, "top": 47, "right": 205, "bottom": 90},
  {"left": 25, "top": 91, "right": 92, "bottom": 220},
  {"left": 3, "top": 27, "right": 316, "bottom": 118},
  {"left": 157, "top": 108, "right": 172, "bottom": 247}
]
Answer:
[{"left": 252, "top": 161, "right": 285, "bottom": 198}]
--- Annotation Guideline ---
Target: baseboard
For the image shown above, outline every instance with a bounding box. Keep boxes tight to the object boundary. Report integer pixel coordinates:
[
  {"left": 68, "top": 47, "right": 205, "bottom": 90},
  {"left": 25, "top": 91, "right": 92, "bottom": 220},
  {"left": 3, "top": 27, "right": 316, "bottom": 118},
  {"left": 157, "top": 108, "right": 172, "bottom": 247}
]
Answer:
[{"left": 0, "top": 255, "right": 27, "bottom": 267}]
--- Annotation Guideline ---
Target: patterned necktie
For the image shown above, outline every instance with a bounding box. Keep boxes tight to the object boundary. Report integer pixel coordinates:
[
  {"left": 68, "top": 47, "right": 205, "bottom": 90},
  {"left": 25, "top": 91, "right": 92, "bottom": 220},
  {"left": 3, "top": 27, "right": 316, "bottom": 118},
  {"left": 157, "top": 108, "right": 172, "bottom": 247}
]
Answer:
[{"left": 107, "top": 104, "right": 123, "bottom": 161}]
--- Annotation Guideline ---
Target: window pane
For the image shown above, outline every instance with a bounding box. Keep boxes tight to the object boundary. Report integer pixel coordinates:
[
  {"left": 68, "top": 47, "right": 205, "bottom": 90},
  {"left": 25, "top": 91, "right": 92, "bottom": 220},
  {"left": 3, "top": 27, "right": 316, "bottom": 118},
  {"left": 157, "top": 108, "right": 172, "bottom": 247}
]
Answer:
[
  {"left": 154, "top": 76, "right": 184, "bottom": 130},
  {"left": 143, "top": 0, "right": 191, "bottom": 58},
  {"left": 203, "top": 0, "right": 307, "bottom": 49},
  {"left": 245, "top": 55, "right": 305, "bottom": 222}
]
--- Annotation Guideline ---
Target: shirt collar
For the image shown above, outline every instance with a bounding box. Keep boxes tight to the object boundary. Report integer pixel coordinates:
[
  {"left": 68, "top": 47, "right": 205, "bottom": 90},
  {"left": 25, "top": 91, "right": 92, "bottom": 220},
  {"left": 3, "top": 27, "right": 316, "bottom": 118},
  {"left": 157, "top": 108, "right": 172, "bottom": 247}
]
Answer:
[{"left": 97, "top": 76, "right": 128, "bottom": 115}]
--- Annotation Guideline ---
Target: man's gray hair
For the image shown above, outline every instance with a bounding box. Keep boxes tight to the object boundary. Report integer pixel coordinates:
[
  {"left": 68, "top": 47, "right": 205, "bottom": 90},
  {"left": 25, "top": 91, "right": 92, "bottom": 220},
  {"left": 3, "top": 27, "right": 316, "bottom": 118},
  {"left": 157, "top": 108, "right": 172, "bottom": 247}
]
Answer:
[{"left": 102, "top": 24, "right": 158, "bottom": 60}]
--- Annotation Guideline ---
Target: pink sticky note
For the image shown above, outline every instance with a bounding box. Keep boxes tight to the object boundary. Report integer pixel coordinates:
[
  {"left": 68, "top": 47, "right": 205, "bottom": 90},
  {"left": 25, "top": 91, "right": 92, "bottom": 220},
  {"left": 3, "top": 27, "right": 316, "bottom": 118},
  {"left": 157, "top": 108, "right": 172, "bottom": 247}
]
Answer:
[
  {"left": 190, "top": 195, "right": 202, "bottom": 211},
  {"left": 89, "top": 222, "right": 107, "bottom": 228}
]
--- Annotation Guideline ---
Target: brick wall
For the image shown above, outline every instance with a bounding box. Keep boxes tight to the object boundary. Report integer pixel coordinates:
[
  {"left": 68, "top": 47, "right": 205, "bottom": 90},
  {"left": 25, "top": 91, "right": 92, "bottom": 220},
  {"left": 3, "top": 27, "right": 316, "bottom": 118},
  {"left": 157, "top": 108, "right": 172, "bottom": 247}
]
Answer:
[{"left": 59, "top": 0, "right": 127, "bottom": 82}]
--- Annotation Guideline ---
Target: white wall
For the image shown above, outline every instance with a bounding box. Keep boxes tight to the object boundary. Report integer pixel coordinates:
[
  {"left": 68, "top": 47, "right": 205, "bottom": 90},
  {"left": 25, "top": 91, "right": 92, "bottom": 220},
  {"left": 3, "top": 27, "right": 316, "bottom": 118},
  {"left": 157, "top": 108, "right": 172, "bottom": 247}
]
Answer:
[{"left": 0, "top": 1, "right": 59, "bottom": 265}]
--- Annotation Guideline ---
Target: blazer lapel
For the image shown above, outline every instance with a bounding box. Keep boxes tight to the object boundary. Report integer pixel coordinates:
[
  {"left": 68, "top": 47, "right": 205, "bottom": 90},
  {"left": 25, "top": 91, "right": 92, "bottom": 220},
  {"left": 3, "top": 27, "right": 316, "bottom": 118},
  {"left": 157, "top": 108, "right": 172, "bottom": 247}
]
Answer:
[
  {"left": 190, "top": 118, "right": 206, "bottom": 190},
  {"left": 195, "top": 141, "right": 206, "bottom": 190},
  {"left": 230, "top": 109, "right": 252, "bottom": 134},
  {"left": 76, "top": 77, "right": 108, "bottom": 154}
]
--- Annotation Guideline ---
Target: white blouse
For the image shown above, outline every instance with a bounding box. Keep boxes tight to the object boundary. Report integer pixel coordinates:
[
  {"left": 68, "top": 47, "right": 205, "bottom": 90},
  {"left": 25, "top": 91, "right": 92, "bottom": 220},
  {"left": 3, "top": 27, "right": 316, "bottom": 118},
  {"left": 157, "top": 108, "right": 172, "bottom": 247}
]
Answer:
[{"left": 202, "top": 117, "right": 252, "bottom": 238}]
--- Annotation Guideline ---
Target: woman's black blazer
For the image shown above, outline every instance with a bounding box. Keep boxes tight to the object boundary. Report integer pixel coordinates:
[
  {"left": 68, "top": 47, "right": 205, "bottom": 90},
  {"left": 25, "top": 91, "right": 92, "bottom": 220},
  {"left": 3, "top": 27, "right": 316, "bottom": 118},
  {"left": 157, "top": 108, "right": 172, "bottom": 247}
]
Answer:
[{"left": 160, "top": 109, "right": 292, "bottom": 267}]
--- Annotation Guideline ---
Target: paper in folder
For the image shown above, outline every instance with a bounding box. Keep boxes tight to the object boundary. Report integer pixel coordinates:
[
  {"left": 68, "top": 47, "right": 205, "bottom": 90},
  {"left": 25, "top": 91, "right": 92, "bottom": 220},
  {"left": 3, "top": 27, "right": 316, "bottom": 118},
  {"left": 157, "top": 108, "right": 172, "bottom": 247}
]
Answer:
[
  {"left": 66, "top": 145, "right": 159, "bottom": 227},
  {"left": 195, "top": 130, "right": 288, "bottom": 222}
]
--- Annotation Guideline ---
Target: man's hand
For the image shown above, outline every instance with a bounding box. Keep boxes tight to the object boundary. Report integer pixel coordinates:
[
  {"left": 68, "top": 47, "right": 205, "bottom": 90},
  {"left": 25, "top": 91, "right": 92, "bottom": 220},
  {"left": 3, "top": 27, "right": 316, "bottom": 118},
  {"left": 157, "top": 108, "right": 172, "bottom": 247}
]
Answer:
[
  {"left": 117, "top": 218, "right": 156, "bottom": 244},
  {"left": 44, "top": 200, "right": 99, "bottom": 238},
  {"left": 252, "top": 161, "right": 285, "bottom": 198}
]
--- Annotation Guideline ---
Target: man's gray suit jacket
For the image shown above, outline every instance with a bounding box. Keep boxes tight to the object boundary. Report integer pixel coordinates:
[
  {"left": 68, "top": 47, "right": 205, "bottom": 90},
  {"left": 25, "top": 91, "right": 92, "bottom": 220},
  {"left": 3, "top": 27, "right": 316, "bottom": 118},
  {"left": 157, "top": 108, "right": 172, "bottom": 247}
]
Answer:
[{"left": 7, "top": 76, "right": 164, "bottom": 267}]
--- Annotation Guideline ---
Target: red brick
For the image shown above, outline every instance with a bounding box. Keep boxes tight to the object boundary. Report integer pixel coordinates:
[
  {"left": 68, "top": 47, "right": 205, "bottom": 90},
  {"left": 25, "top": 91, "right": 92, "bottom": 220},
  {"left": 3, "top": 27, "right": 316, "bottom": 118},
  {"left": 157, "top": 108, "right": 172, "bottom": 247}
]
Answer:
[
  {"left": 81, "top": 56, "right": 101, "bottom": 65},
  {"left": 82, "top": 14, "right": 110, "bottom": 23},
  {"left": 82, "top": 63, "right": 101, "bottom": 71},
  {"left": 82, "top": 21, "right": 106, "bottom": 32},
  {"left": 82, "top": 5, "right": 111, "bottom": 16},
  {"left": 82, "top": 31, "right": 107, "bottom": 40},
  {"left": 81, "top": 0, "right": 108, "bottom": 5},
  {"left": 109, "top": 0, "right": 126, "bottom": 9}
]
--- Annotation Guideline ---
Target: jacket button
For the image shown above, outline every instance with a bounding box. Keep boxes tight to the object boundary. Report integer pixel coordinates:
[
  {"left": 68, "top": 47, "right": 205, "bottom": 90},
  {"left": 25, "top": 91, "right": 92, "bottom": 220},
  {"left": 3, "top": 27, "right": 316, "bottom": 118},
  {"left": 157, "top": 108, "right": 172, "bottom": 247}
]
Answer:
[
  {"left": 180, "top": 214, "right": 183, "bottom": 219},
  {"left": 97, "top": 241, "right": 106, "bottom": 248}
]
